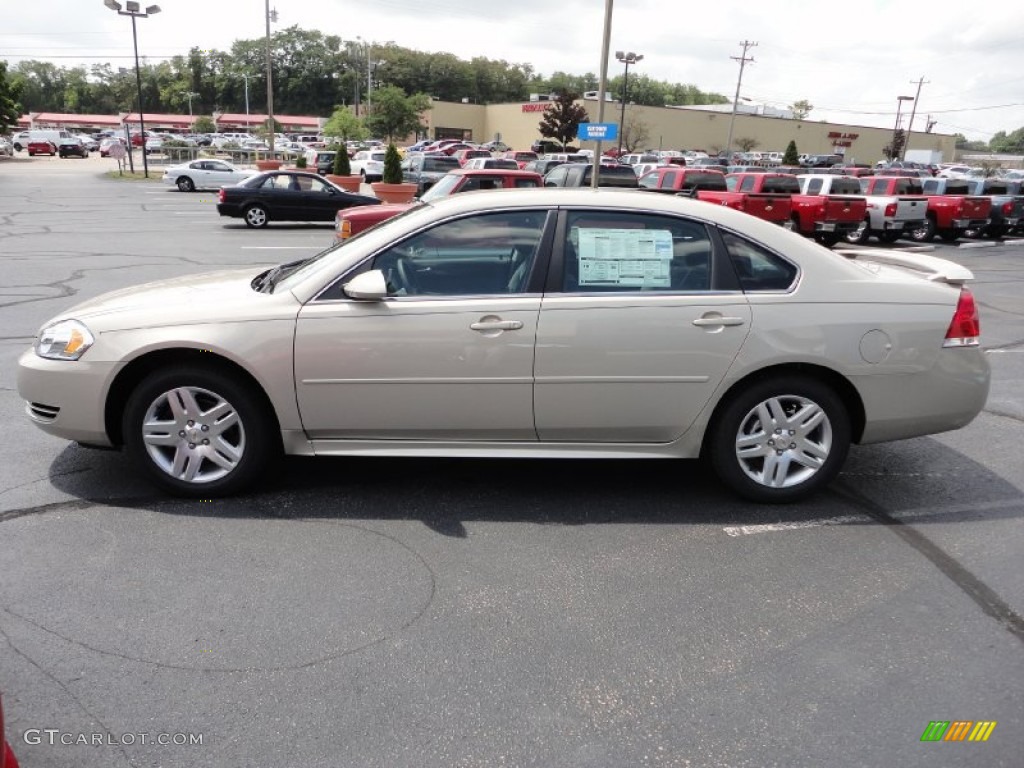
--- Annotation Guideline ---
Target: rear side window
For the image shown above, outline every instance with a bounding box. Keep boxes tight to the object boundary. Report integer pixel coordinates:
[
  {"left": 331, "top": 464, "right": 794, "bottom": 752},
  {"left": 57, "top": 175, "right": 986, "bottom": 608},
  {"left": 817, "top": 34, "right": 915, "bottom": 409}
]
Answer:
[
  {"left": 561, "top": 210, "right": 712, "bottom": 293},
  {"left": 761, "top": 176, "right": 800, "bottom": 193},
  {"left": 721, "top": 232, "right": 797, "bottom": 292}
]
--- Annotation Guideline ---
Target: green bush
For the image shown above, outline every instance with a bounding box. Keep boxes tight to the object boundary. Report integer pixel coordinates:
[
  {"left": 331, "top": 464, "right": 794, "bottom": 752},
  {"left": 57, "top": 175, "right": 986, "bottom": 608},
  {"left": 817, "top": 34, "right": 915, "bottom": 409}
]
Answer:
[
  {"left": 382, "top": 143, "right": 403, "bottom": 183},
  {"left": 782, "top": 140, "right": 799, "bottom": 165},
  {"left": 331, "top": 144, "right": 351, "bottom": 175},
  {"left": 295, "top": 155, "right": 308, "bottom": 168}
]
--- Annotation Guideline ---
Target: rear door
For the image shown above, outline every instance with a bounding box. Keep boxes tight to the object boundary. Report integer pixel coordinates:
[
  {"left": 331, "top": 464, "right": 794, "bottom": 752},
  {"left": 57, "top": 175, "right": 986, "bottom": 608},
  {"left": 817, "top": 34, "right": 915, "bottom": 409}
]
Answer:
[{"left": 534, "top": 209, "right": 752, "bottom": 442}]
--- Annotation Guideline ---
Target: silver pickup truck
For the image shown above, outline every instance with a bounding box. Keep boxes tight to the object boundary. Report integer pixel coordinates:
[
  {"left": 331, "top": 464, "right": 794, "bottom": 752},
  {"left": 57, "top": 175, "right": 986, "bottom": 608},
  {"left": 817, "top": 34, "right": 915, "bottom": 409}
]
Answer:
[{"left": 845, "top": 176, "right": 928, "bottom": 244}]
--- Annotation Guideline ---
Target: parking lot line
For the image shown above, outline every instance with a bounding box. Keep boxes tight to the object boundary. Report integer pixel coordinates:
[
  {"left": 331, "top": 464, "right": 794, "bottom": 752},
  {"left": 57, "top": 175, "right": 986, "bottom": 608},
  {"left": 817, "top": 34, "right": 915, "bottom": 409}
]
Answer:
[{"left": 722, "top": 497, "right": 1022, "bottom": 536}]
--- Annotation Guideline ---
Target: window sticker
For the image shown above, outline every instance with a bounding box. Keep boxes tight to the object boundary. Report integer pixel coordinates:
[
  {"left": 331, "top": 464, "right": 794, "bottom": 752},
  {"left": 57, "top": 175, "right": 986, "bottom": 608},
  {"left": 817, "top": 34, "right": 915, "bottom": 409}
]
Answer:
[{"left": 576, "top": 228, "right": 673, "bottom": 288}]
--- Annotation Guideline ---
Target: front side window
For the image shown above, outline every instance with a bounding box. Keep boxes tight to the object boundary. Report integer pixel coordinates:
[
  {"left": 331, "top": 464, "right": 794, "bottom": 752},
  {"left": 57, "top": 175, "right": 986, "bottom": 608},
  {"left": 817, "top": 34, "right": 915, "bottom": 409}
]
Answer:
[
  {"left": 369, "top": 210, "right": 548, "bottom": 297},
  {"left": 561, "top": 211, "right": 712, "bottom": 293},
  {"left": 721, "top": 231, "right": 797, "bottom": 292}
]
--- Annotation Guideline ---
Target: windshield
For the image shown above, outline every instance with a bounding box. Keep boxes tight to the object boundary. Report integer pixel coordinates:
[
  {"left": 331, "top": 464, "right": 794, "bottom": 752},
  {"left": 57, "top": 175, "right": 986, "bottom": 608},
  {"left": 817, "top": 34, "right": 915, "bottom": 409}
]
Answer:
[{"left": 420, "top": 173, "right": 462, "bottom": 201}]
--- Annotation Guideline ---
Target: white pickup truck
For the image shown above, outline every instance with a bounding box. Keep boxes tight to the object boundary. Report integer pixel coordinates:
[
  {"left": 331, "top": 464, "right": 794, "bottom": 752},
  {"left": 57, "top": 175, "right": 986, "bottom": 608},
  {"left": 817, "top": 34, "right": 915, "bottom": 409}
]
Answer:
[{"left": 845, "top": 176, "right": 929, "bottom": 244}]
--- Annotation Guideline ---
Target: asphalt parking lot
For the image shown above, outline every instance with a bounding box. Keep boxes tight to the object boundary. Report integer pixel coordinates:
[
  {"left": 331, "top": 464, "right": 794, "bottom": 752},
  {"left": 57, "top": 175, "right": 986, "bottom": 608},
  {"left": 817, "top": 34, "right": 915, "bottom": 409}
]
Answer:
[{"left": 1, "top": 152, "right": 1022, "bottom": 768}]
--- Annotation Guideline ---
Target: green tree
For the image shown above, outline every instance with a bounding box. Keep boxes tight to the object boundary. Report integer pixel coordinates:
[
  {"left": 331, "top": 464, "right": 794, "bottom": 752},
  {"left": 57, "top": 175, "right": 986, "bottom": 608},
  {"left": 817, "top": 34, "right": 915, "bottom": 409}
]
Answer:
[
  {"left": 538, "top": 91, "right": 589, "bottom": 149},
  {"left": 382, "top": 143, "right": 403, "bottom": 183},
  {"left": 0, "top": 62, "right": 23, "bottom": 134},
  {"left": 883, "top": 129, "right": 906, "bottom": 160},
  {"left": 364, "top": 86, "right": 429, "bottom": 142},
  {"left": 990, "top": 127, "right": 1024, "bottom": 153},
  {"left": 789, "top": 99, "right": 813, "bottom": 119},
  {"left": 782, "top": 140, "right": 799, "bottom": 165},
  {"left": 193, "top": 115, "right": 216, "bottom": 133},
  {"left": 323, "top": 106, "right": 368, "bottom": 143}
]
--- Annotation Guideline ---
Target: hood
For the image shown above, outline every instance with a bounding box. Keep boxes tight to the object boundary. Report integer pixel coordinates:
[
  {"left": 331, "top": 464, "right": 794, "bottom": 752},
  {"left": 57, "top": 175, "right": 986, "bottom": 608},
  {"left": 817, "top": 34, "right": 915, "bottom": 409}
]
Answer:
[{"left": 46, "top": 267, "right": 292, "bottom": 332}]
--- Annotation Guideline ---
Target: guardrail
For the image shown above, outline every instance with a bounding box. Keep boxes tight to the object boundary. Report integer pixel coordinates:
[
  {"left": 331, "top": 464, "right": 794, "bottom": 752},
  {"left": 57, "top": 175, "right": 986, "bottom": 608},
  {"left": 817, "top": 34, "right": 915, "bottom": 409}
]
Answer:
[{"left": 138, "top": 146, "right": 306, "bottom": 168}]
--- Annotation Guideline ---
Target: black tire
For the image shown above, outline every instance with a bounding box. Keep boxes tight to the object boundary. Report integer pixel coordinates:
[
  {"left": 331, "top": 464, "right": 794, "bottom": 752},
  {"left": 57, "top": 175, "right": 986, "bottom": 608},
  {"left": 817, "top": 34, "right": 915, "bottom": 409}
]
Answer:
[
  {"left": 176, "top": 176, "right": 196, "bottom": 192},
  {"left": 908, "top": 215, "right": 936, "bottom": 243},
  {"left": 939, "top": 229, "right": 962, "bottom": 243},
  {"left": 845, "top": 217, "right": 871, "bottom": 244},
  {"left": 988, "top": 226, "right": 1007, "bottom": 240},
  {"left": 244, "top": 204, "right": 269, "bottom": 228},
  {"left": 880, "top": 230, "right": 902, "bottom": 243},
  {"left": 817, "top": 232, "right": 841, "bottom": 248},
  {"left": 708, "top": 375, "right": 851, "bottom": 503},
  {"left": 122, "top": 365, "right": 277, "bottom": 497}
]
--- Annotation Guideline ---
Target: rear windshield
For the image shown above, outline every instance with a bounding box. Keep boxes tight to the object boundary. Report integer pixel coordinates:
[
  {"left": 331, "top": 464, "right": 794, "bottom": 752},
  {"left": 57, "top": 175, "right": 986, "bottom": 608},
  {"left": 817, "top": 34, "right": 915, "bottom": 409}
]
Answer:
[
  {"left": 760, "top": 176, "right": 801, "bottom": 193},
  {"left": 943, "top": 181, "right": 970, "bottom": 195},
  {"left": 830, "top": 178, "right": 862, "bottom": 194},
  {"left": 983, "top": 181, "right": 1009, "bottom": 194},
  {"left": 682, "top": 172, "right": 727, "bottom": 191},
  {"left": 597, "top": 166, "right": 640, "bottom": 187},
  {"left": 423, "top": 157, "right": 460, "bottom": 172}
]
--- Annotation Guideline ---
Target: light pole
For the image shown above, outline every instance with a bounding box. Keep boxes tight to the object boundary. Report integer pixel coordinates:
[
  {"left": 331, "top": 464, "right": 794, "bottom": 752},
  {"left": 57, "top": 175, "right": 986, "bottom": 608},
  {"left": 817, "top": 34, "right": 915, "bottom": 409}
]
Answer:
[
  {"left": 104, "top": 0, "right": 161, "bottom": 178},
  {"left": 615, "top": 50, "right": 642, "bottom": 154},
  {"left": 891, "top": 95, "right": 914, "bottom": 162},
  {"left": 264, "top": 0, "right": 278, "bottom": 154},
  {"left": 235, "top": 73, "right": 252, "bottom": 132},
  {"left": 179, "top": 90, "right": 199, "bottom": 127}
]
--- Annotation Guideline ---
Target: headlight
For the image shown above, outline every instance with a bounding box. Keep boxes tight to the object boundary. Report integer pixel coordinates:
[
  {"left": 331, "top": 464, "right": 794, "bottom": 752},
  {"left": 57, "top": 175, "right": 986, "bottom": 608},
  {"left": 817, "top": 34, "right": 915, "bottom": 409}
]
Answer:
[{"left": 36, "top": 319, "right": 95, "bottom": 361}]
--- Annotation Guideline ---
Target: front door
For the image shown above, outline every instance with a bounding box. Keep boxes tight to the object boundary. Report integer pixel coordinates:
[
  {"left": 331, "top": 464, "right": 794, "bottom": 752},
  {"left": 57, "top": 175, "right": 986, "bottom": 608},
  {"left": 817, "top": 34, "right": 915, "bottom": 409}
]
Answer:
[{"left": 294, "top": 209, "right": 552, "bottom": 441}]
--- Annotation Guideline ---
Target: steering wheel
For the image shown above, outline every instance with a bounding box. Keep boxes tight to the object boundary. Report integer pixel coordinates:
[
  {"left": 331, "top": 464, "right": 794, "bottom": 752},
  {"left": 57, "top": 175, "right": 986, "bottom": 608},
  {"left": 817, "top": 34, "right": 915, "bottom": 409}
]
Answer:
[{"left": 394, "top": 256, "right": 418, "bottom": 295}]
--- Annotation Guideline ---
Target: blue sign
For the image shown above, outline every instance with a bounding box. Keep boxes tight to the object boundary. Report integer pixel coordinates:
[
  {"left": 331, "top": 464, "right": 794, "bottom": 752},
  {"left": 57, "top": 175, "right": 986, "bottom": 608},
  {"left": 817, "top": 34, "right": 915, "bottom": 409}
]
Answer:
[{"left": 577, "top": 123, "right": 618, "bottom": 142}]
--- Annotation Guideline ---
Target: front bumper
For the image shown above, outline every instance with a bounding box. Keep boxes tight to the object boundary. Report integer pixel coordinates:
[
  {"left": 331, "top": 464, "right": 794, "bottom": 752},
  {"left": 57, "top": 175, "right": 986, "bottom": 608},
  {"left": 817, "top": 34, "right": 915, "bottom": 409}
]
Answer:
[{"left": 17, "top": 348, "right": 120, "bottom": 446}]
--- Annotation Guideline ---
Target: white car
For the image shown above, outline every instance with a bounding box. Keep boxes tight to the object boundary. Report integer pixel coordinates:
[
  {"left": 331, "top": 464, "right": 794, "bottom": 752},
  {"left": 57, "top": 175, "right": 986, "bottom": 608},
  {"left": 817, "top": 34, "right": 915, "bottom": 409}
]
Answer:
[
  {"left": 350, "top": 149, "right": 387, "bottom": 182},
  {"left": 18, "top": 189, "right": 989, "bottom": 503},
  {"left": 161, "top": 159, "right": 257, "bottom": 192}
]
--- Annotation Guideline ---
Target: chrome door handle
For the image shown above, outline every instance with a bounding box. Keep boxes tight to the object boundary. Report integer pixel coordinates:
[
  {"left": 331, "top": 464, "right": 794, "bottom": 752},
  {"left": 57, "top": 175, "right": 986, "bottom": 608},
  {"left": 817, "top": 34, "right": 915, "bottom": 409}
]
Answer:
[
  {"left": 470, "top": 319, "right": 524, "bottom": 332},
  {"left": 692, "top": 316, "right": 746, "bottom": 327}
]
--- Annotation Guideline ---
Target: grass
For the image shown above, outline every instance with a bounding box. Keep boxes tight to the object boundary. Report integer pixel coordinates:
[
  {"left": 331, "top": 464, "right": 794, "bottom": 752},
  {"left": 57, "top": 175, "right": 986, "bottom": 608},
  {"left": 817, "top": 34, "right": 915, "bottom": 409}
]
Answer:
[{"left": 104, "top": 169, "right": 162, "bottom": 182}]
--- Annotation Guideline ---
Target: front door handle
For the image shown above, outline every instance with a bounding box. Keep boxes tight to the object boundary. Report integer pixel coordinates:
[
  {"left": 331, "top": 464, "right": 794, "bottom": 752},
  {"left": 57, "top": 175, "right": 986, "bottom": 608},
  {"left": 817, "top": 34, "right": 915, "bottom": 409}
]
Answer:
[
  {"left": 471, "top": 319, "right": 524, "bottom": 332},
  {"left": 692, "top": 315, "right": 746, "bottom": 327}
]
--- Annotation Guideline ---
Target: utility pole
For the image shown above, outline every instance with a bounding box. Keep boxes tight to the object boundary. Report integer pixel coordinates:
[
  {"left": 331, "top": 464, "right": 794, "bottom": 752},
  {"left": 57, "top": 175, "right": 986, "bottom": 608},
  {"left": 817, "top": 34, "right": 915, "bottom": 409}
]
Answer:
[
  {"left": 902, "top": 75, "right": 929, "bottom": 160},
  {"left": 725, "top": 40, "right": 756, "bottom": 162},
  {"left": 264, "top": 0, "right": 277, "bottom": 154}
]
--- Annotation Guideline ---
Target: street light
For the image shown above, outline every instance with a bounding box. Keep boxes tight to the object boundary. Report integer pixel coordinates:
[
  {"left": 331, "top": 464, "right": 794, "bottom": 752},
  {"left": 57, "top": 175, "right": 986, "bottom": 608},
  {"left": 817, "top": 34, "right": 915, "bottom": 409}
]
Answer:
[
  {"left": 615, "top": 50, "right": 643, "bottom": 154},
  {"left": 179, "top": 90, "right": 199, "bottom": 127},
  {"left": 104, "top": 0, "right": 161, "bottom": 178},
  {"left": 891, "top": 95, "right": 914, "bottom": 162},
  {"left": 234, "top": 73, "right": 252, "bottom": 132},
  {"left": 264, "top": 0, "right": 278, "bottom": 154}
]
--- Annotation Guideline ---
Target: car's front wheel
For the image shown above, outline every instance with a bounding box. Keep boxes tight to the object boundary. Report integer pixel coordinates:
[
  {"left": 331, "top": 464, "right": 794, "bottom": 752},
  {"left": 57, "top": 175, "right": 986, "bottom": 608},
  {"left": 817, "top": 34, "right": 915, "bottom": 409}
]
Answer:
[
  {"left": 176, "top": 176, "right": 196, "bottom": 192},
  {"left": 708, "top": 376, "right": 850, "bottom": 503},
  {"left": 123, "top": 366, "right": 277, "bottom": 497},
  {"left": 244, "top": 204, "right": 269, "bottom": 228}
]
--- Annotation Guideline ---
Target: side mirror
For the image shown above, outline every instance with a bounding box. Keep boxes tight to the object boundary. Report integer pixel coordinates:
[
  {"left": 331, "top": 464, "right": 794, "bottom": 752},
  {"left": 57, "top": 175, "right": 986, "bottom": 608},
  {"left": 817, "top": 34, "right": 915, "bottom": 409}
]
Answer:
[{"left": 343, "top": 269, "right": 388, "bottom": 301}]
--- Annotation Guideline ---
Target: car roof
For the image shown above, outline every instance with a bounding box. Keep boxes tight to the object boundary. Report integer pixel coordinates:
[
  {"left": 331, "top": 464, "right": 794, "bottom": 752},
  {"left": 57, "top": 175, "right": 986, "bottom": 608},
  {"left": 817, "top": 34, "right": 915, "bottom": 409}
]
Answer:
[{"left": 446, "top": 169, "right": 544, "bottom": 177}]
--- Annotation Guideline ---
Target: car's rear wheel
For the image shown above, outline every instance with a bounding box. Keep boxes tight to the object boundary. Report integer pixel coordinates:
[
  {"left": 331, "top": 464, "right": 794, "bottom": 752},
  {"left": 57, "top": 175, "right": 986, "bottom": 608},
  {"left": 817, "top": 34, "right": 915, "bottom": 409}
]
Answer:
[
  {"left": 176, "top": 176, "right": 195, "bottom": 192},
  {"left": 939, "top": 229, "right": 962, "bottom": 243},
  {"left": 880, "top": 230, "right": 902, "bottom": 243},
  {"left": 816, "top": 232, "right": 841, "bottom": 247},
  {"left": 909, "top": 215, "right": 936, "bottom": 242},
  {"left": 123, "top": 366, "right": 276, "bottom": 497},
  {"left": 244, "top": 204, "right": 269, "bottom": 228},
  {"left": 708, "top": 376, "right": 850, "bottom": 503},
  {"left": 844, "top": 218, "right": 870, "bottom": 244}
]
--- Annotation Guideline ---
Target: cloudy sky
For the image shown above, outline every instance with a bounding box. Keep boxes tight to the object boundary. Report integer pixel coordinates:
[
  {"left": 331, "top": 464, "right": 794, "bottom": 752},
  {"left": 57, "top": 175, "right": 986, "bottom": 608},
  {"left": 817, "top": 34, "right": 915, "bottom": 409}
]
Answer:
[{"left": 3, "top": 0, "right": 1022, "bottom": 141}]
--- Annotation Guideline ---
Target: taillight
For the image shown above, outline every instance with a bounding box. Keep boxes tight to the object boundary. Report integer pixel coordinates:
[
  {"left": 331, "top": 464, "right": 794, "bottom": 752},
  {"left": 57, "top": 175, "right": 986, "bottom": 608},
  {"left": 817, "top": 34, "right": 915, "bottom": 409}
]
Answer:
[
  {"left": 218, "top": 188, "right": 226, "bottom": 203},
  {"left": 943, "top": 287, "right": 980, "bottom": 347},
  {"left": 884, "top": 202, "right": 897, "bottom": 217},
  {"left": 1001, "top": 201, "right": 1014, "bottom": 215},
  {"left": 338, "top": 218, "right": 352, "bottom": 239}
]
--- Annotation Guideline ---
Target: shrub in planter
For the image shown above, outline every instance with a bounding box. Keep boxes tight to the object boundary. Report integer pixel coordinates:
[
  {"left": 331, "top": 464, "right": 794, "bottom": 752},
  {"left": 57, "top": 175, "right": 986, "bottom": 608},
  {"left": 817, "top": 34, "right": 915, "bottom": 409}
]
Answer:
[
  {"left": 332, "top": 145, "right": 351, "bottom": 176},
  {"left": 295, "top": 155, "right": 308, "bottom": 169},
  {"left": 382, "top": 143, "right": 403, "bottom": 183}
]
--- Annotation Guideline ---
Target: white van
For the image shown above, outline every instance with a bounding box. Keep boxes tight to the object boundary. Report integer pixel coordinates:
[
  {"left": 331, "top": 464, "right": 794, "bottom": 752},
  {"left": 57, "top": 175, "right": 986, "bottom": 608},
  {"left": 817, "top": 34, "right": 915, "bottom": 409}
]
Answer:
[{"left": 26, "top": 129, "right": 73, "bottom": 155}]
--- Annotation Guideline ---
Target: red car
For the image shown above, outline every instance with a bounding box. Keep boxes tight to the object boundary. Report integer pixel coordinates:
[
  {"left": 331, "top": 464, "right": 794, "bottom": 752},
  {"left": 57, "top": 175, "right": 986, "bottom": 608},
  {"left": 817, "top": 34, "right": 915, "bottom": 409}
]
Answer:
[
  {"left": 1, "top": 695, "right": 20, "bottom": 768},
  {"left": 26, "top": 139, "right": 57, "bottom": 156},
  {"left": 503, "top": 150, "right": 539, "bottom": 169},
  {"left": 452, "top": 148, "right": 491, "bottom": 166}
]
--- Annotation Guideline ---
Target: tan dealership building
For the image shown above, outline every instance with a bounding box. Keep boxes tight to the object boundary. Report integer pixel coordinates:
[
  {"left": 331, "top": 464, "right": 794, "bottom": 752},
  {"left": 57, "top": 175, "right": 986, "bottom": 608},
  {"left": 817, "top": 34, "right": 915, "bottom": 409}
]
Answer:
[{"left": 423, "top": 98, "right": 956, "bottom": 164}]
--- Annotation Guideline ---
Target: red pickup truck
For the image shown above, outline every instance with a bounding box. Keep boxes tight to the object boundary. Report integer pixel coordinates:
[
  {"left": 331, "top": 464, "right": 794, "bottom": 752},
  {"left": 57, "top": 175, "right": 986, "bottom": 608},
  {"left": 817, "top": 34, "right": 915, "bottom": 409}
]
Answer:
[
  {"left": 335, "top": 168, "right": 543, "bottom": 240},
  {"left": 731, "top": 172, "right": 867, "bottom": 246},
  {"left": 637, "top": 167, "right": 792, "bottom": 226},
  {"left": 913, "top": 177, "right": 993, "bottom": 242}
]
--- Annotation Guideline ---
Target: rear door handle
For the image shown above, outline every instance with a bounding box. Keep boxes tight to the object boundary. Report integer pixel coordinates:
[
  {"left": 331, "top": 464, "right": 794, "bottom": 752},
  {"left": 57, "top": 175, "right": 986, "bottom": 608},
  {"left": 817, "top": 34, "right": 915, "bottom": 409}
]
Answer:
[{"left": 692, "top": 316, "right": 746, "bottom": 327}]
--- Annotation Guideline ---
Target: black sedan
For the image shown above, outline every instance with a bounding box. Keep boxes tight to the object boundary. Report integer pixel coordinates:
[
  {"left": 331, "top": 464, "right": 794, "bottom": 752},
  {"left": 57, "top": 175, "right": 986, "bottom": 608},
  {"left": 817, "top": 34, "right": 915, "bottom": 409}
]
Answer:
[{"left": 217, "top": 171, "right": 380, "bottom": 228}]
